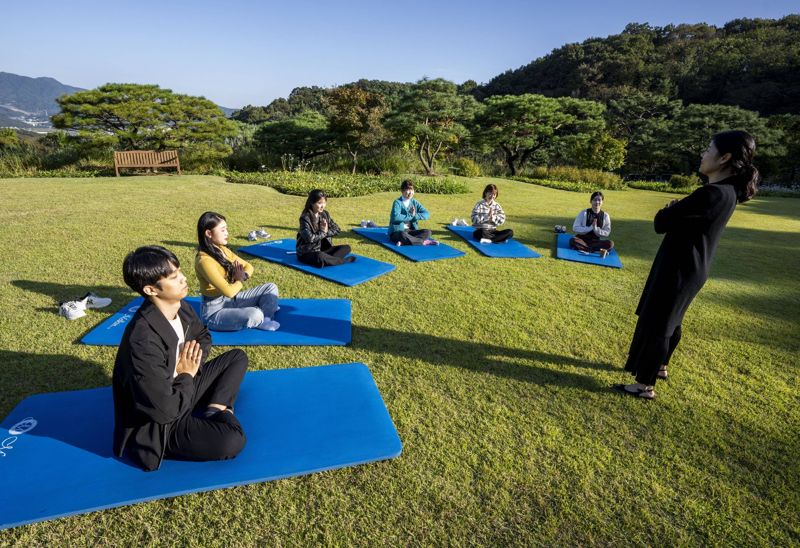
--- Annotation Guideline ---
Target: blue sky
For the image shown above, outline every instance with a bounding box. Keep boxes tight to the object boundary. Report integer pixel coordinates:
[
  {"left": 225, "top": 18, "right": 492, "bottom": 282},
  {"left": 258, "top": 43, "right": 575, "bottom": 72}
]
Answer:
[{"left": 2, "top": 0, "right": 796, "bottom": 108}]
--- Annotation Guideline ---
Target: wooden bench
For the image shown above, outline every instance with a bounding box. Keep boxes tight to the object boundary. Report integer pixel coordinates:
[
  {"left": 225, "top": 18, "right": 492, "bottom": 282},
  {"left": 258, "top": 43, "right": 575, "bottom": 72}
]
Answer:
[{"left": 114, "top": 150, "right": 181, "bottom": 176}]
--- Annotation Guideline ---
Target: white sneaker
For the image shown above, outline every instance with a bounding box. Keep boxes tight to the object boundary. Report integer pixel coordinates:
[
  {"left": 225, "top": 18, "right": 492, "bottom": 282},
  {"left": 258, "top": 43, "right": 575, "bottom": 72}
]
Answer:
[
  {"left": 247, "top": 230, "right": 258, "bottom": 241},
  {"left": 360, "top": 220, "right": 368, "bottom": 228},
  {"left": 459, "top": 219, "right": 469, "bottom": 226},
  {"left": 256, "top": 319, "right": 280, "bottom": 331},
  {"left": 58, "top": 300, "right": 87, "bottom": 320},
  {"left": 80, "top": 292, "right": 112, "bottom": 309},
  {"left": 255, "top": 228, "right": 271, "bottom": 239},
  {"left": 479, "top": 238, "right": 492, "bottom": 244},
  {"left": 451, "top": 218, "right": 458, "bottom": 226}
]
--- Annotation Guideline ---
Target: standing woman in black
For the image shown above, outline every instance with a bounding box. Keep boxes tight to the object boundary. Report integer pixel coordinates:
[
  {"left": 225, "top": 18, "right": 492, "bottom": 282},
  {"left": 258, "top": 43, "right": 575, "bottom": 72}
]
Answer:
[{"left": 616, "top": 130, "right": 760, "bottom": 400}]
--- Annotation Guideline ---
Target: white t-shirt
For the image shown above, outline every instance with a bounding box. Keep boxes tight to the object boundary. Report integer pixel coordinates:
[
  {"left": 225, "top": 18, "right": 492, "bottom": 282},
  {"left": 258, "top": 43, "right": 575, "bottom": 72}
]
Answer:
[
  {"left": 401, "top": 197, "right": 412, "bottom": 229},
  {"left": 167, "top": 315, "right": 185, "bottom": 378}
]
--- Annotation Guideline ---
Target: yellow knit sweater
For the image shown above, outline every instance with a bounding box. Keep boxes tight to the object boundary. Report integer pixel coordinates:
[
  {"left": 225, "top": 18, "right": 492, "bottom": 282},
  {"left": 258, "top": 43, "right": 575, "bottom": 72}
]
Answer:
[{"left": 195, "top": 246, "right": 255, "bottom": 298}]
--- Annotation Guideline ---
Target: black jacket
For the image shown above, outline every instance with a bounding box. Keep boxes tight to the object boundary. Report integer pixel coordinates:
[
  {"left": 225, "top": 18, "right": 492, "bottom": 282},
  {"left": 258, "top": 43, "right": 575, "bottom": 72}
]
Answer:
[
  {"left": 636, "top": 179, "right": 739, "bottom": 335},
  {"left": 112, "top": 299, "right": 211, "bottom": 471},
  {"left": 296, "top": 210, "right": 341, "bottom": 254}
]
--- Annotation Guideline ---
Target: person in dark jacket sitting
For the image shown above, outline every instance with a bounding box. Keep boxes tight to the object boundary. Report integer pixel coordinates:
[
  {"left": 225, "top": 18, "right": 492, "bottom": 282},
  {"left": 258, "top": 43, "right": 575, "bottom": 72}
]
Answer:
[
  {"left": 113, "top": 245, "right": 247, "bottom": 471},
  {"left": 296, "top": 189, "right": 356, "bottom": 267}
]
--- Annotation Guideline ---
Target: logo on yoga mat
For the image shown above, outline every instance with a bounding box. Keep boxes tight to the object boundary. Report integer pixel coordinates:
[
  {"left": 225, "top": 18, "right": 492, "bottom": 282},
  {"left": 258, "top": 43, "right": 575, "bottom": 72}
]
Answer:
[{"left": 9, "top": 417, "right": 37, "bottom": 436}]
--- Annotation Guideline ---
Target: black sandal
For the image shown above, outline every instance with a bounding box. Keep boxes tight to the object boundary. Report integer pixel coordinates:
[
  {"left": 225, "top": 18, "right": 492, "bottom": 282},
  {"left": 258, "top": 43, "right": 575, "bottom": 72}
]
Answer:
[
  {"left": 657, "top": 366, "right": 668, "bottom": 381},
  {"left": 612, "top": 384, "right": 656, "bottom": 400}
]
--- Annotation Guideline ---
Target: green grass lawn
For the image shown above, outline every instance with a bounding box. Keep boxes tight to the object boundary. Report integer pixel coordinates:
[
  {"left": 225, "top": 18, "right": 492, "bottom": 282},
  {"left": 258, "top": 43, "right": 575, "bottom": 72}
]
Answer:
[{"left": 1, "top": 175, "right": 798, "bottom": 545}]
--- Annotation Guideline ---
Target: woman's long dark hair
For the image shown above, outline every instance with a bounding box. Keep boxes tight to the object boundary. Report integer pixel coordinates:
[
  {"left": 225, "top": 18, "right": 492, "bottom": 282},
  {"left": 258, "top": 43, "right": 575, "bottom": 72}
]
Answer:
[
  {"left": 197, "top": 211, "right": 236, "bottom": 283},
  {"left": 304, "top": 189, "right": 328, "bottom": 213},
  {"left": 712, "top": 130, "right": 760, "bottom": 203}
]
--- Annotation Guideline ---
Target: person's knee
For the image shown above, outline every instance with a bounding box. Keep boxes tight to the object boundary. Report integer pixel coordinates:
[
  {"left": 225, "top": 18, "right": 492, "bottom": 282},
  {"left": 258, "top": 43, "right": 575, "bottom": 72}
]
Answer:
[
  {"left": 221, "top": 426, "right": 246, "bottom": 458},
  {"left": 212, "top": 417, "right": 246, "bottom": 459},
  {"left": 244, "top": 308, "right": 265, "bottom": 328},
  {"left": 264, "top": 283, "right": 278, "bottom": 296},
  {"left": 225, "top": 348, "right": 248, "bottom": 372}
]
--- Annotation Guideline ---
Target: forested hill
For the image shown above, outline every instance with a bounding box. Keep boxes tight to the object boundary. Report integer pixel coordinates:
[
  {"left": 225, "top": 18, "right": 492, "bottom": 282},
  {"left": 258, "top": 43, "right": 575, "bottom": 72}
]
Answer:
[{"left": 476, "top": 16, "right": 800, "bottom": 116}]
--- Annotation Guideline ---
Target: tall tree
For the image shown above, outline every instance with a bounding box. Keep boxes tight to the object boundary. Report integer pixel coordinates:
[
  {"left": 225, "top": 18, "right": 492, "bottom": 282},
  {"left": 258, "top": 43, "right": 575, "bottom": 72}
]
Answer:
[
  {"left": 51, "top": 83, "right": 237, "bottom": 154},
  {"left": 667, "top": 103, "right": 784, "bottom": 175},
  {"left": 386, "top": 78, "right": 478, "bottom": 175},
  {"left": 472, "top": 94, "right": 567, "bottom": 175},
  {"left": 325, "top": 86, "right": 389, "bottom": 174},
  {"left": 254, "top": 110, "right": 335, "bottom": 168}
]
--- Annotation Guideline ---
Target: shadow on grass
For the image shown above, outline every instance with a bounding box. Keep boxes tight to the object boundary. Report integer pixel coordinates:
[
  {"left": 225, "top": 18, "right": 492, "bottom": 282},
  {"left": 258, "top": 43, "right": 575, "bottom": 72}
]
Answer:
[
  {"left": 160, "top": 239, "right": 197, "bottom": 250},
  {"left": 0, "top": 350, "right": 114, "bottom": 458},
  {"left": 0, "top": 350, "right": 110, "bottom": 412},
  {"left": 738, "top": 197, "right": 800, "bottom": 221},
  {"left": 354, "top": 325, "right": 612, "bottom": 393},
  {"left": 12, "top": 280, "right": 131, "bottom": 308}
]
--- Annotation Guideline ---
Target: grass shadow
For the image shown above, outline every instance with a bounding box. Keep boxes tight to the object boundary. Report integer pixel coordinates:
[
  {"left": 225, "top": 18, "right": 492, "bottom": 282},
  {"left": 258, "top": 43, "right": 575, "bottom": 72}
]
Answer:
[
  {"left": 160, "top": 240, "right": 197, "bottom": 250},
  {"left": 12, "top": 280, "right": 130, "bottom": 307},
  {"left": 0, "top": 350, "right": 114, "bottom": 459},
  {"left": 354, "top": 325, "right": 612, "bottom": 393}
]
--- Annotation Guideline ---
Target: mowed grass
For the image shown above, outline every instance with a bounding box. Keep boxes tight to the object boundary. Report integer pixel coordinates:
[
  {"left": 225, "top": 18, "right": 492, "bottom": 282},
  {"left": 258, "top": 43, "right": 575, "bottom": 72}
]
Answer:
[{"left": 0, "top": 175, "right": 797, "bottom": 545}]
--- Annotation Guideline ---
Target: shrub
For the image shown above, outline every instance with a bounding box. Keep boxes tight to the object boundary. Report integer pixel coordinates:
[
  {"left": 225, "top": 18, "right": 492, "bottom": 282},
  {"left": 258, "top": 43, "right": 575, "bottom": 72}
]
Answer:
[
  {"left": 669, "top": 173, "right": 701, "bottom": 188},
  {"left": 757, "top": 184, "right": 800, "bottom": 198},
  {"left": 521, "top": 166, "right": 625, "bottom": 190},
  {"left": 226, "top": 147, "right": 265, "bottom": 172},
  {"left": 450, "top": 157, "right": 482, "bottom": 178},
  {"left": 406, "top": 175, "right": 469, "bottom": 194},
  {"left": 626, "top": 180, "right": 693, "bottom": 194},
  {"left": 510, "top": 176, "right": 616, "bottom": 193},
  {"left": 359, "top": 150, "right": 417, "bottom": 175},
  {"left": 181, "top": 144, "right": 232, "bottom": 173},
  {"left": 225, "top": 171, "right": 468, "bottom": 197}
]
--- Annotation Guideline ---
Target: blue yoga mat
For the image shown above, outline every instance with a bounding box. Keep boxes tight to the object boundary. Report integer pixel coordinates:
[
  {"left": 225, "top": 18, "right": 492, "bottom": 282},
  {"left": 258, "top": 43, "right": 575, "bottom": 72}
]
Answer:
[
  {"left": 445, "top": 225, "right": 541, "bottom": 259},
  {"left": 239, "top": 239, "right": 395, "bottom": 286},
  {"left": 555, "top": 233, "right": 623, "bottom": 269},
  {"left": 81, "top": 297, "right": 352, "bottom": 346},
  {"left": 0, "top": 363, "right": 402, "bottom": 530},
  {"left": 353, "top": 227, "right": 465, "bottom": 262}
]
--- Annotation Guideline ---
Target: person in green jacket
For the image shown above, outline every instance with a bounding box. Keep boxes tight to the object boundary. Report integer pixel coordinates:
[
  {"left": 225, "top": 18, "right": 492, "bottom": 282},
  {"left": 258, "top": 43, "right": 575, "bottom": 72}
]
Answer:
[{"left": 388, "top": 180, "right": 438, "bottom": 246}]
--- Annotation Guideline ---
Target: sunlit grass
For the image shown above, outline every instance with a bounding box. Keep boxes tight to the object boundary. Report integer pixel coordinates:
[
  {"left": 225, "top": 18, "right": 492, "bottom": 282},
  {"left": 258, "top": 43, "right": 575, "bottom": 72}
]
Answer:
[{"left": 1, "top": 175, "right": 797, "bottom": 545}]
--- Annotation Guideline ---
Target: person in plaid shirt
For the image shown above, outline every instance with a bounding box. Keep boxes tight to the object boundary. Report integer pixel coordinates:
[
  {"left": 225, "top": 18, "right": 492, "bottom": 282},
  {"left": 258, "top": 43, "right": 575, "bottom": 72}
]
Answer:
[{"left": 471, "top": 184, "right": 513, "bottom": 244}]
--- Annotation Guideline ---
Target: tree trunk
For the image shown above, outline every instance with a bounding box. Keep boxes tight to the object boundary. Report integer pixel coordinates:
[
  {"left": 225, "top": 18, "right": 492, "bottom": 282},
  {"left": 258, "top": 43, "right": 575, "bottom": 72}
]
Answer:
[
  {"left": 501, "top": 144, "right": 518, "bottom": 176},
  {"left": 350, "top": 149, "right": 358, "bottom": 175},
  {"left": 418, "top": 138, "right": 433, "bottom": 175}
]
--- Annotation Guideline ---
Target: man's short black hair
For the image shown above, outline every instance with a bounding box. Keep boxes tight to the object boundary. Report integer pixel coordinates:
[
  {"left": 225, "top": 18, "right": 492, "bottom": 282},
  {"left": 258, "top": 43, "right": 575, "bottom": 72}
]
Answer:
[{"left": 123, "top": 245, "right": 180, "bottom": 297}]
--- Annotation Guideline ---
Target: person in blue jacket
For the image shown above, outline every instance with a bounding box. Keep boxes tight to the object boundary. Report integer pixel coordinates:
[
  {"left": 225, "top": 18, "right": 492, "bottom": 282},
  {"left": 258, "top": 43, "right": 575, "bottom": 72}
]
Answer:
[{"left": 388, "top": 180, "right": 438, "bottom": 246}]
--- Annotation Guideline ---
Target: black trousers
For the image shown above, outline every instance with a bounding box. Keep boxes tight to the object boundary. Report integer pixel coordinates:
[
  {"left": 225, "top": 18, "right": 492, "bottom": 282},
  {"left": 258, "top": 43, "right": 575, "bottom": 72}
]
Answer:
[
  {"left": 164, "top": 349, "right": 248, "bottom": 462},
  {"left": 624, "top": 322, "right": 682, "bottom": 386},
  {"left": 298, "top": 241, "right": 352, "bottom": 267},
  {"left": 473, "top": 228, "right": 514, "bottom": 243},
  {"left": 569, "top": 234, "right": 614, "bottom": 252},
  {"left": 390, "top": 229, "right": 431, "bottom": 246}
]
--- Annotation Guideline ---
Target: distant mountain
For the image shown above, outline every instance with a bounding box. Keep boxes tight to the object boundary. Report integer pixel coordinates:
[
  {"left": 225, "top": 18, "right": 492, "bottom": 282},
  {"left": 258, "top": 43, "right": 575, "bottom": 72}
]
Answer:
[
  {"left": 0, "top": 72, "right": 84, "bottom": 130},
  {"left": 0, "top": 72, "right": 236, "bottom": 130}
]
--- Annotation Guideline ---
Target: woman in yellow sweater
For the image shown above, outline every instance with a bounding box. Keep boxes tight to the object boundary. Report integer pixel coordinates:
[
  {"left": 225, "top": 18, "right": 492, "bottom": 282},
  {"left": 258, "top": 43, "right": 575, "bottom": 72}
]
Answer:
[{"left": 195, "top": 211, "right": 280, "bottom": 331}]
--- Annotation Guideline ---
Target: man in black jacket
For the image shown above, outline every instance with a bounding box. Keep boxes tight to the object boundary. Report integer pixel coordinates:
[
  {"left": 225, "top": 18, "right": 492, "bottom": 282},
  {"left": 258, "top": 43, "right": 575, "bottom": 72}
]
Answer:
[{"left": 113, "top": 245, "right": 247, "bottom": 471}]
